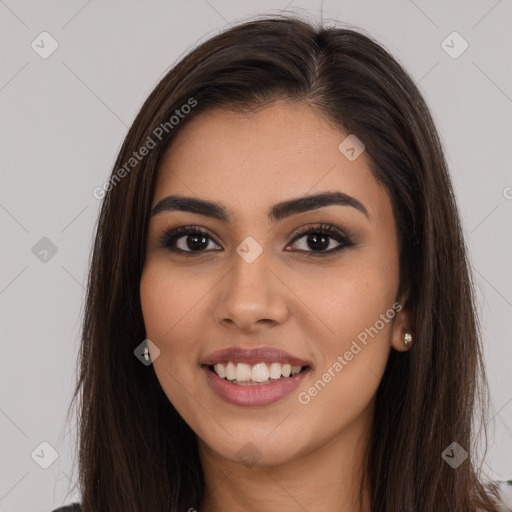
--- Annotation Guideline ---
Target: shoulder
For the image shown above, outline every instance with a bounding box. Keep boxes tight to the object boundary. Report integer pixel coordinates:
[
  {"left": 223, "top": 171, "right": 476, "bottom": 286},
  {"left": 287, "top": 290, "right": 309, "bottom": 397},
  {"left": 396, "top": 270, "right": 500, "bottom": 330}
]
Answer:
[
  {"left": 50, "top": 504, "right": 81, "bottom": 512},
  {"left": 494, "top": 480, "right": 512, "bottom": 511},
  {"left": 47, "top": 488, "right": 512, "bottom": 512}
]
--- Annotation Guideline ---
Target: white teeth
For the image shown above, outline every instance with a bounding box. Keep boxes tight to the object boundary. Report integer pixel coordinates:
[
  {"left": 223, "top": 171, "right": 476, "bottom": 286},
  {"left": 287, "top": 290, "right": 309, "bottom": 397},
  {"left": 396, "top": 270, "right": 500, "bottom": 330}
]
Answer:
[
  {"left": 252, "top": 363, "right": 269, "bottom": 382},
  {"left": 291, "top": 365, "right": 302, "bottom": 376},
  {"left": 212, "top": 361, "right": 306, "bottom": 382},
  {"left": 215, "top": 363, "right": 226, "bottom": 378},
  {"left": 235, "top": 362, "right": 252, "bottom": 382},
  {"left": 225, "top": 361, "right": 236, "bottom": 381},
  {"left": 269, "top": 362, "right": 282, "bottom": 379}
]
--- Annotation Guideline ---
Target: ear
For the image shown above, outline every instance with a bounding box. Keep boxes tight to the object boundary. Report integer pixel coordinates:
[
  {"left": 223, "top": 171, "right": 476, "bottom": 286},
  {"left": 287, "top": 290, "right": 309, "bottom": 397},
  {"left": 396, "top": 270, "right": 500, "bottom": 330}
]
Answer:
[{"left": 391, "top": 292, "right": 412, "bottom": 352}]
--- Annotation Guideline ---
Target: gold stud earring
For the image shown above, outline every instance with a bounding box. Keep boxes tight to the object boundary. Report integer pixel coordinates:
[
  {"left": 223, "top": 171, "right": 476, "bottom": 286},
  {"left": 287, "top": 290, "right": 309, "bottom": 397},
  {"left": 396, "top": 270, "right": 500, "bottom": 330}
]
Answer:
[{"left": 404, "top": 332, "right": 412, "bottom": 347}]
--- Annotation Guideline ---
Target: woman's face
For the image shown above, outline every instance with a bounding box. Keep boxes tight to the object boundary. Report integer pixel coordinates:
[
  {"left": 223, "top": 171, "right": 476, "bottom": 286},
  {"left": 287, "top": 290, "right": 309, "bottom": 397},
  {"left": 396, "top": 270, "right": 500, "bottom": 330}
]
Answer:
[{"left": 140, "top": 100, "right": 409, "bottom": 467}]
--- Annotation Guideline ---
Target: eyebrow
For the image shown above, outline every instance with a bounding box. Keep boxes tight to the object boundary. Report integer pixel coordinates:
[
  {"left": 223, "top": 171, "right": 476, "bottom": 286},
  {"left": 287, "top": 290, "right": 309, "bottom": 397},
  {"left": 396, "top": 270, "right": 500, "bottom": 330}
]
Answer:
[{"left": 150, "top": 191, "right": 370, "bottom": 222}]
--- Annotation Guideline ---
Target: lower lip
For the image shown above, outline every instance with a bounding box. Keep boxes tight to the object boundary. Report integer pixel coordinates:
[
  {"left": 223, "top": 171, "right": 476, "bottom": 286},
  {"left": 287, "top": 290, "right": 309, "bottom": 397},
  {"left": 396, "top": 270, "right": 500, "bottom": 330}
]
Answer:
[{"left": 202, "top": 365, "right": 311, "bottom": 407}]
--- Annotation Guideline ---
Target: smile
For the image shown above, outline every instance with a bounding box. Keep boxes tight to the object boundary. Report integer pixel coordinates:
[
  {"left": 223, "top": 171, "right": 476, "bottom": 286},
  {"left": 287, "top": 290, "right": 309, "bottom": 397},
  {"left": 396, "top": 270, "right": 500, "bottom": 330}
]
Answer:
[
  {"left": 209, "top": 361, "right": 306, "bottom": 384},
  {"left": 202, "top": 363, "right": 311, "bottom": 406}
]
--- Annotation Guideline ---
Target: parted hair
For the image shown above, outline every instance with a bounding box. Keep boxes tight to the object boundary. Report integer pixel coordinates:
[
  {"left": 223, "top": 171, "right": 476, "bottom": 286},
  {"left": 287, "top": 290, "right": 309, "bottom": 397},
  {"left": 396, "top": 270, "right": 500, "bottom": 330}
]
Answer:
[{"left": 65, "top": 14, "right": 501, "bottom": 512}]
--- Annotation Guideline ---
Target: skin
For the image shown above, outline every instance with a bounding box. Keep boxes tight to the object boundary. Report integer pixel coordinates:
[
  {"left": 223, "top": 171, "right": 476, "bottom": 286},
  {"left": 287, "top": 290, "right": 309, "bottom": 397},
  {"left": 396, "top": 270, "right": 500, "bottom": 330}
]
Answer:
[{"left": 140, "top": 100, "right": 411, "bottom": 512}]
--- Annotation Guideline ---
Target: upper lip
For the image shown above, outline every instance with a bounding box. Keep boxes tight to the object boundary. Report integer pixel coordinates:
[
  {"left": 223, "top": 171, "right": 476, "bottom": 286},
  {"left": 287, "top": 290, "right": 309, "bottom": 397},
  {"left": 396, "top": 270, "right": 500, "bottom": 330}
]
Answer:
[{"left": 201, "top": 346, "right": 312, "bottom": 367}]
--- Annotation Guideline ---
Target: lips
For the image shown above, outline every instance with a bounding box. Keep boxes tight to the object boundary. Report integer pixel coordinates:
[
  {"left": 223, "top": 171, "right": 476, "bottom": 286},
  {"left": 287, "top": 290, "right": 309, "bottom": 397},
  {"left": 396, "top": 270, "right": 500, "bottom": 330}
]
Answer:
[
  {"left": 201, "top": 346, "right": 312, "bottom": 367},
  {"left": 202, "top": 364, "right": 311, "bottom": 406},
  {"left": 200, "top": 346, "right": 313, "bottom": 406}
]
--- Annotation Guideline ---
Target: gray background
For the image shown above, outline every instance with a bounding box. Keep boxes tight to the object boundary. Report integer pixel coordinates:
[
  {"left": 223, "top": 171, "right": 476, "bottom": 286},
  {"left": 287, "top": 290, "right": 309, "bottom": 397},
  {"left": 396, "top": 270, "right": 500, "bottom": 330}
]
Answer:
[{"left": 1, "top": 1, "right": 511, "bottom": 510}]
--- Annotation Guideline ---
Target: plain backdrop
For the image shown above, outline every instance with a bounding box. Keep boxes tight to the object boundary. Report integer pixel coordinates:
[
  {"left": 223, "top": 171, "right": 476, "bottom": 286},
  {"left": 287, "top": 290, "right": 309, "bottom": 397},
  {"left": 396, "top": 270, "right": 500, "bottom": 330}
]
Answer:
[{"left": 1, "top": 1, "right": 511, "bottom": 510}]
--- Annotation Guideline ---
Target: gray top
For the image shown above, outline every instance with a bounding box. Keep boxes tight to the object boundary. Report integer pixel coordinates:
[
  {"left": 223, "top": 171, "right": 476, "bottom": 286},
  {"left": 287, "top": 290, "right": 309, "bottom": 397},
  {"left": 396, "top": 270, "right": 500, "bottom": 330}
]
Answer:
[{"left": 51, "top": 481, "right": 512, "bottom": 511}]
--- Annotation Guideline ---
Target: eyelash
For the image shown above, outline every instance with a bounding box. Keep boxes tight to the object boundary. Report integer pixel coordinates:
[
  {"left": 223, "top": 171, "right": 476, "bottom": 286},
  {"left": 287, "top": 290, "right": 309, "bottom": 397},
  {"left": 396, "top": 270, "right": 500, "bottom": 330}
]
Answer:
[{"left": 157, "top": 222, "right": 356, "bottom": 258}]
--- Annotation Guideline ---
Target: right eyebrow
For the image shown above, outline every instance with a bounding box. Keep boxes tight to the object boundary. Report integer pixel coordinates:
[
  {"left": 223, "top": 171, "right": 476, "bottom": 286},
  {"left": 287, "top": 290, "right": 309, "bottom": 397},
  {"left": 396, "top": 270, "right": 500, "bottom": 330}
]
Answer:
[{"left": 150, "top": 191, "right": 370, "bottom": 222}]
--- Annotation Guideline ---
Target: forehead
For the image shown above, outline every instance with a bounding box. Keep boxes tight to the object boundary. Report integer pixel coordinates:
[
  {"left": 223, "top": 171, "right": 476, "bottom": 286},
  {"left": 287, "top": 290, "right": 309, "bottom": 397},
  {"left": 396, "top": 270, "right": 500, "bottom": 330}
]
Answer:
[{"left": 152, "top": 101, "right": 390, "bottom": 225}]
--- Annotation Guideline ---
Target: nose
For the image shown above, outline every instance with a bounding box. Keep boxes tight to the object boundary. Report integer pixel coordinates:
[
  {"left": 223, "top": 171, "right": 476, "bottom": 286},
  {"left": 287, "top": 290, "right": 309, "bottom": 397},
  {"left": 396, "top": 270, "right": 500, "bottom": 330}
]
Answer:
[{"left": 214, "top": 248, "right": 290, "bottom": 334}]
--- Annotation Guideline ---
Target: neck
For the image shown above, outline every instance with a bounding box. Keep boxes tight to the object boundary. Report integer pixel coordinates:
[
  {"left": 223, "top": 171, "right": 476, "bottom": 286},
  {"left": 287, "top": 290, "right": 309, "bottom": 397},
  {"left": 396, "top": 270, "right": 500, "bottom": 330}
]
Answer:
[{"left": 198, "top": 404, "right": 373, "bottom": 512}]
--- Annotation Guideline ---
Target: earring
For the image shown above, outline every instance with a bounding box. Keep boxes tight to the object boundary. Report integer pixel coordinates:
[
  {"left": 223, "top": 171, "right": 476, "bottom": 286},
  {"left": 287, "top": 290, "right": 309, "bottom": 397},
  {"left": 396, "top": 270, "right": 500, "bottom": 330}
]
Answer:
[{"left": 404, "top": 332, "right": 412, "bottom": 347}]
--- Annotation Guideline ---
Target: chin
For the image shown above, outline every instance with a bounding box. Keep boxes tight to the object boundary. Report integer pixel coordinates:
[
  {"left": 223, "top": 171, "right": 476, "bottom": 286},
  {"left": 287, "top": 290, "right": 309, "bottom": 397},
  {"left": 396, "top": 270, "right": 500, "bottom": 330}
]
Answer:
[{"left": 200, "top": 434, "right": 309, "bottom": 469}]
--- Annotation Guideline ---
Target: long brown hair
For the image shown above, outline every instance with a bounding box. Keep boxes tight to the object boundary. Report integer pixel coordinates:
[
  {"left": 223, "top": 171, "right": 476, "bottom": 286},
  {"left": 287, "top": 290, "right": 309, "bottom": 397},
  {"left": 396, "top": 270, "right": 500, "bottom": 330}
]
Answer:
[{"left": 65, "top": 14, "right": 501, "bottom": 512}]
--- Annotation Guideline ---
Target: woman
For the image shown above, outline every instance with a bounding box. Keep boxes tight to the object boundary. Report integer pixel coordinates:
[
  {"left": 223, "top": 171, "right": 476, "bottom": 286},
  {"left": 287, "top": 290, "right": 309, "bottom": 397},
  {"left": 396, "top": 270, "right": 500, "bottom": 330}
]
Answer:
[{"left": 55, "top": 15, "right": 510, "bottom": 512}]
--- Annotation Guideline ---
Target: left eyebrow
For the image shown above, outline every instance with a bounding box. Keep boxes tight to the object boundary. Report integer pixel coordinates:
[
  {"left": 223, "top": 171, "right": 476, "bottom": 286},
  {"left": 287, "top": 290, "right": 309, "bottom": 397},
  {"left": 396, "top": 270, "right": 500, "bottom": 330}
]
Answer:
[{"left": 150, "top": 191, "right": 370, "bottom": 222}]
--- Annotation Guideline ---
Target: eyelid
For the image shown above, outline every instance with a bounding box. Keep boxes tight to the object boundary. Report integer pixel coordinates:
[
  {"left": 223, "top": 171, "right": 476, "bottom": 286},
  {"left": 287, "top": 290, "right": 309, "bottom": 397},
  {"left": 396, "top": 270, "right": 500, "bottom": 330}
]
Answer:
[
  {"left": 156, "top": 221, "right": 356, "bottom": 256},
  {"left": 285, "top": 223, "right": 355, "bottom": 255},
  {"left": 288, "top": 222, "right": 354, "bottom": 243},
  {"left": 156, "top": 224, "right": 222, "bottom": 251}
]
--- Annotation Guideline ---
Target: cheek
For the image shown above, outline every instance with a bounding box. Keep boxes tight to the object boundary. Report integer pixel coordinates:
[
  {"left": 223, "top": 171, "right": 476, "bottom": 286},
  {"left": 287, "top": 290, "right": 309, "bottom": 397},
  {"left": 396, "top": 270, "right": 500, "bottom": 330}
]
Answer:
[
  {"left": 140, "top": 264, "right": 208, "bottom": 416},
  {"left": 139, "top": 263, "right": 204, "bottom": 372},
  {"left": 296, "top": 272, "right": 396, "bottom": 421},
  {"left": 140, "top": 261, "right": 208, "bottom": 340},
  {"left": 295, "top": 258, "right": 398, "bottom": 342},
  {"left": 293, "top": 245, "right": 398, "bottom": 395}
]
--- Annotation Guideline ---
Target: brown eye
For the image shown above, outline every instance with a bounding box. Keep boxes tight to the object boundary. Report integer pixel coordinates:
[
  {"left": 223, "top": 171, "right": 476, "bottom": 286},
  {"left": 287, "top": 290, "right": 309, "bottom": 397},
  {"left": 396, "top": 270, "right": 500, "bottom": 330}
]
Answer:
[
  {"left": 286, "top": 223, "right": 355, "bottom": 256},
  {"left": 157, "top": 222, "right": 355, "bottom": 257},
  {"left": 158, "top": 226, "right": 222, "bottom": 255}
]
